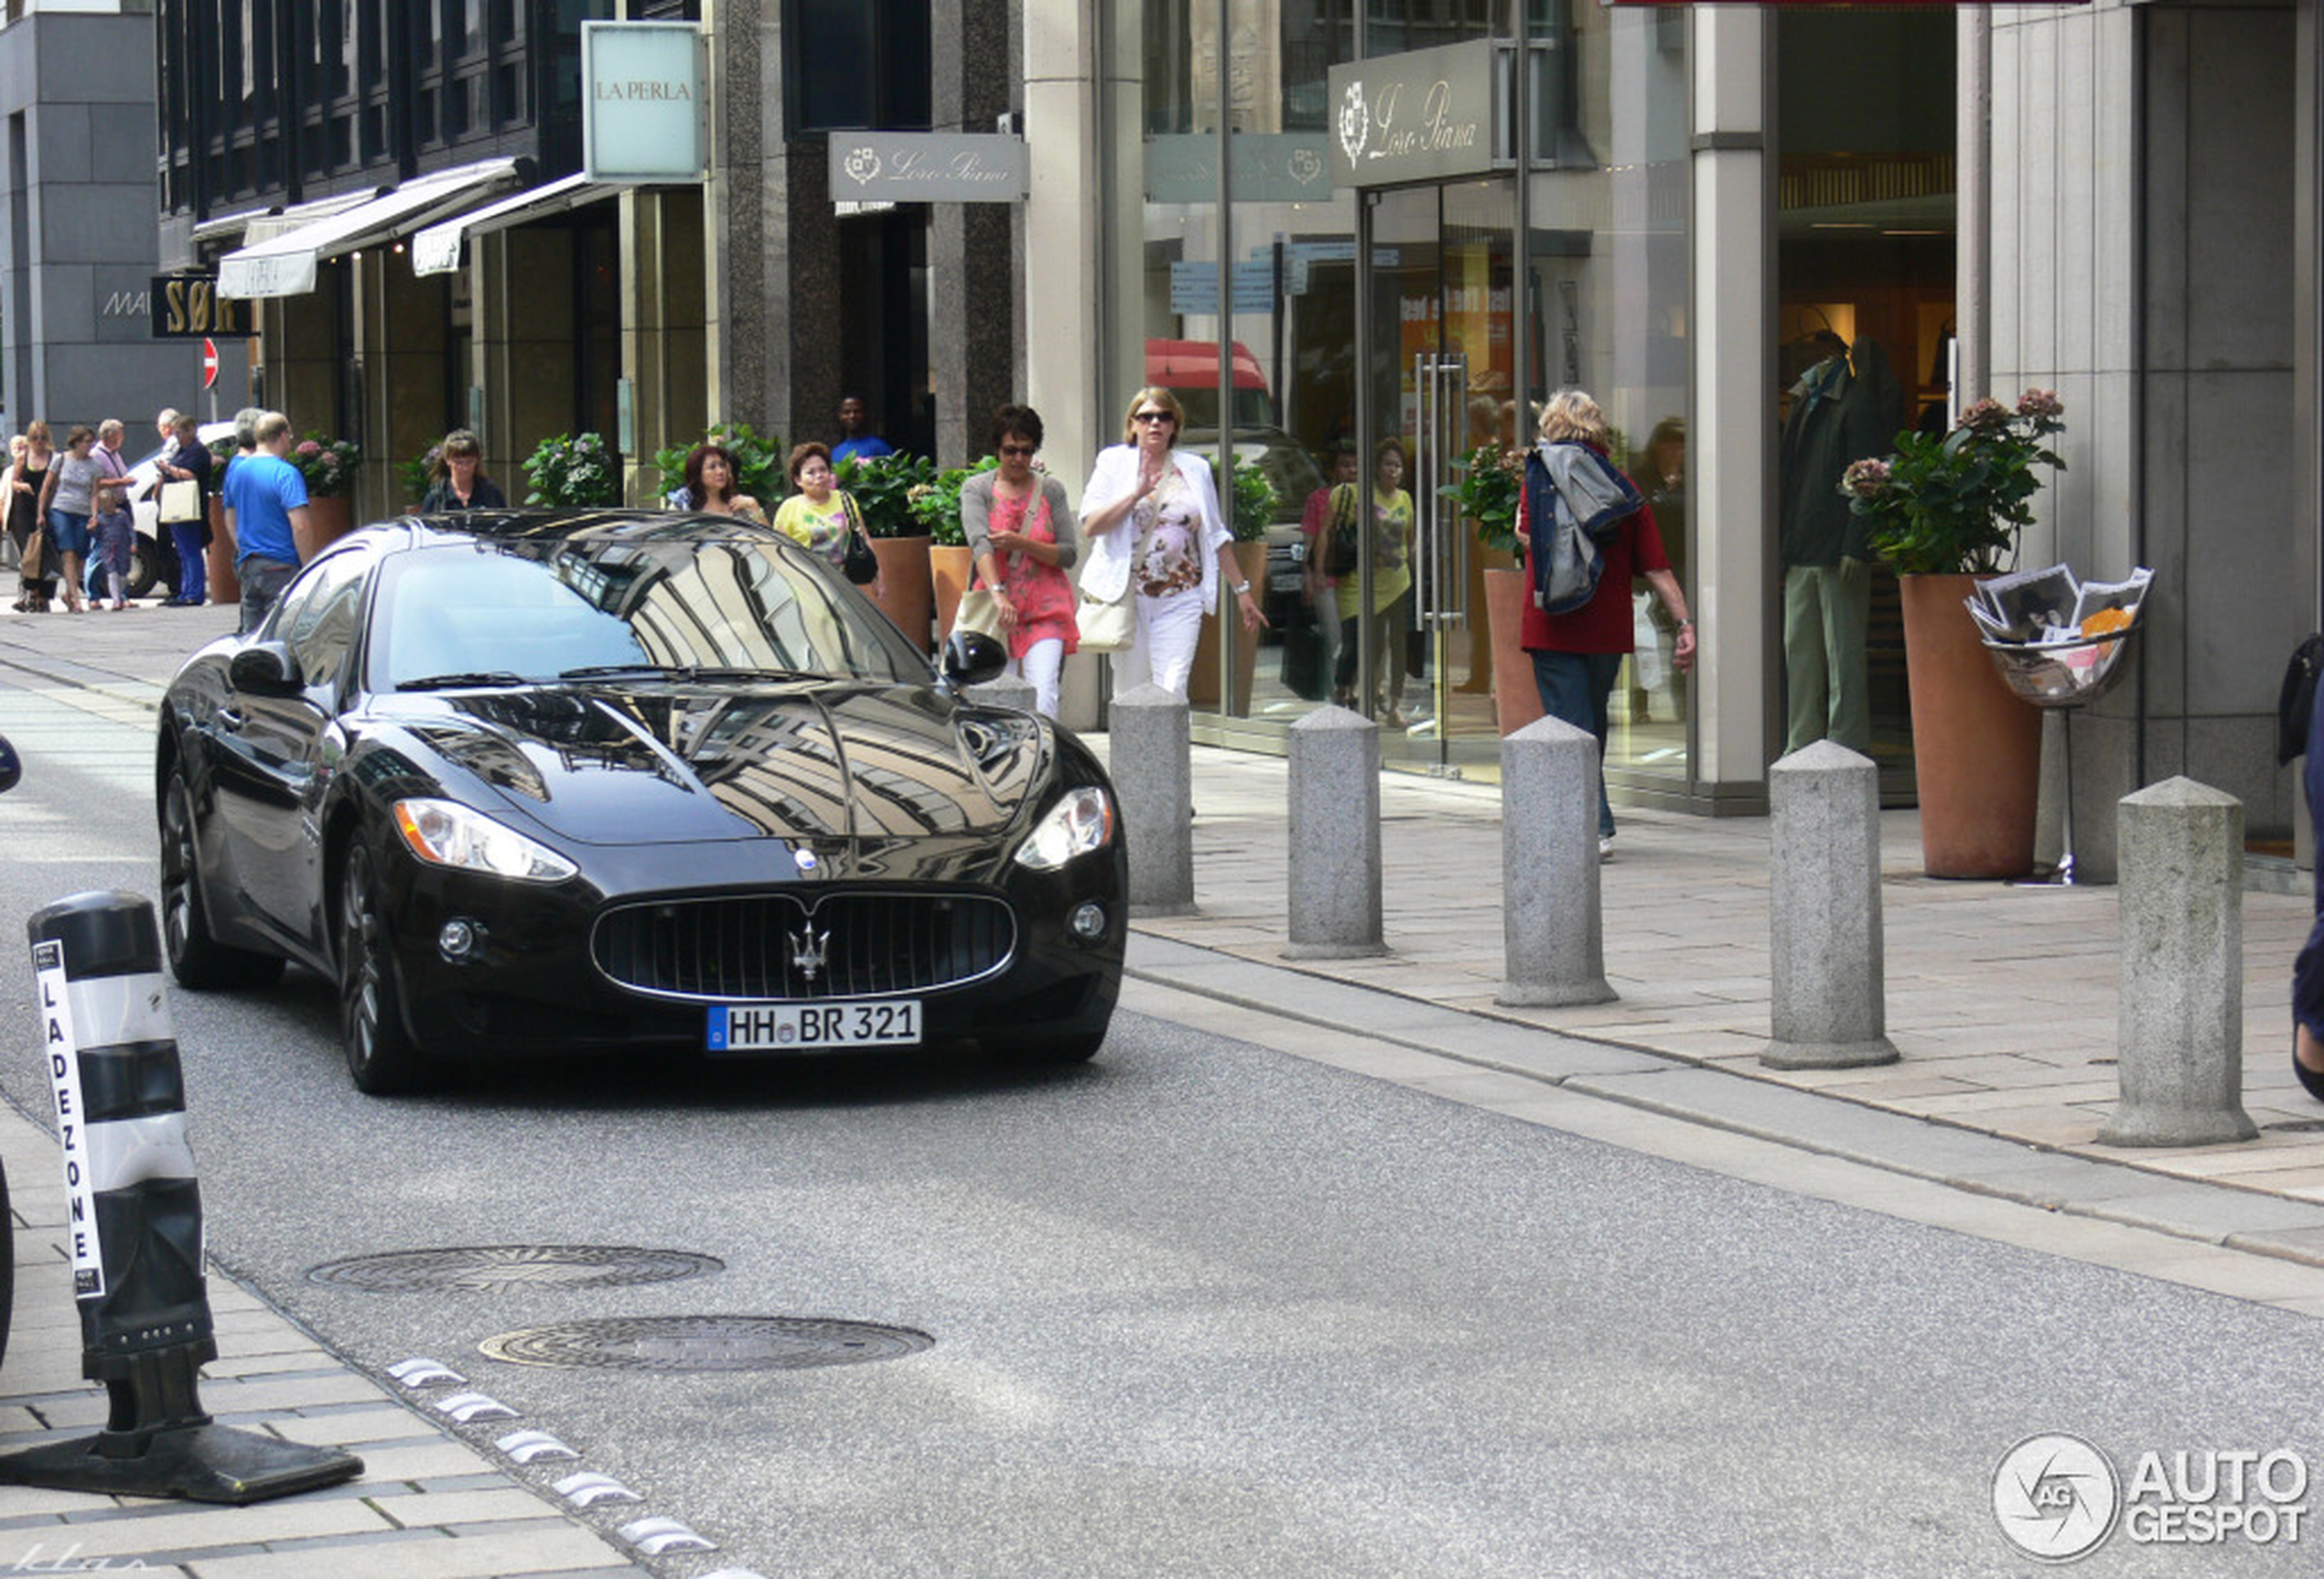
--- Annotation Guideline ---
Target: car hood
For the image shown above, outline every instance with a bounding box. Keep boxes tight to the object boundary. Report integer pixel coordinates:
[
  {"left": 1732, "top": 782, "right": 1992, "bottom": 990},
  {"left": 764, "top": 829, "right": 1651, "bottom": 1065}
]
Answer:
[{"left": 382, "top": 683, "right": 1052, "bottom": 848}]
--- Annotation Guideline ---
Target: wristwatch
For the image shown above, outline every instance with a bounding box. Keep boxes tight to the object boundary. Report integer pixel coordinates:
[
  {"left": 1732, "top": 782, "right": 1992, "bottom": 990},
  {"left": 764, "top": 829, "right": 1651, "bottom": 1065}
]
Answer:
[{"left": 1231, "top": 579, "right": 1252, "bottom": 596}]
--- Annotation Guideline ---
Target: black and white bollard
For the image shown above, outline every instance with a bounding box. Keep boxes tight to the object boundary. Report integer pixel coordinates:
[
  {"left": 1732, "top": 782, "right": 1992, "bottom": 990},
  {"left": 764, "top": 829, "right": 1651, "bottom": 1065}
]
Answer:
[{"left": 5, "top": 892, "right": 362, "bottom": 1503}]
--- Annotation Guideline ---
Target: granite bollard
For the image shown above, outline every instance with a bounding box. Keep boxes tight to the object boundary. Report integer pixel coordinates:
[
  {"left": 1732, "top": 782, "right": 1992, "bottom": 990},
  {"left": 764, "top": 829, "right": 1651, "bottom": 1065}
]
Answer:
[
  {"left": 1497, "top": 715, "right": 1614, "bottom": 1006},
  {"left": 1285, "top": 705, "right": 1385, "bottom": 958},
  {"left": 1762, "top": 741, "right": 1898, "bottom": 1069},
  {"left": 2100, "top": 777, "right": 2256, "bottom": 1146},
  {"left": 1110, "top": 684, "right": 1193, "bottom": 916},
  {"left": 965, "top": 672, "right": 1038, "bottom": 712}
]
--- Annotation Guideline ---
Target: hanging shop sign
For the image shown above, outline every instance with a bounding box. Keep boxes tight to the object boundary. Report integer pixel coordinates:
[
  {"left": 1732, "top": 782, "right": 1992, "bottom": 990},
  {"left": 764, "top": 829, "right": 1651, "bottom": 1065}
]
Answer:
[
  {"left": 1327, "top": 40, "right": 1501, "bottom": 189},
  {"left": 1145, "top": 134, "right": 1334, "bottom": 205},
  {"left": 148, "top": 274, "right": 250, "bottom": 339},
  {"left": 826, "top": 133, "right": 1028, "bottom": 204},
  {"left": 581, "top": 20, "right": 707, "bottom": 183}
]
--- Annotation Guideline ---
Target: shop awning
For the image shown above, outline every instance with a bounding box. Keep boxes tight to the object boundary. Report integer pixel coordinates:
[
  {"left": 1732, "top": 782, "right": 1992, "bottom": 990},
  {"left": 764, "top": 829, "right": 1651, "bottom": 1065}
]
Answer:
[
  {"left": 217, "top": 157, "right": 528, "bottom": 298},
  {"left": 192, "top": 188, "right": 382, "bottom": 250},
  {"left": 409, "top": 173, "right": 619, "bottom": 277}
]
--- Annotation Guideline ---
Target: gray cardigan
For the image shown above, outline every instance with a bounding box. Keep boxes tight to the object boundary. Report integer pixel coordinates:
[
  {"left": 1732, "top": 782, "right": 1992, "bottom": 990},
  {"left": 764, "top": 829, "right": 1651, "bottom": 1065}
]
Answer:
[{"left": 961, "top": 471, "right": 1080, "bottom": 575}]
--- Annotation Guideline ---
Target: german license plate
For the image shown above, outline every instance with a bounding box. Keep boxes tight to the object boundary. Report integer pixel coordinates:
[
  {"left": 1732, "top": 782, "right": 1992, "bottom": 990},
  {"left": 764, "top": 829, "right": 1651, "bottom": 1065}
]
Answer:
[{"left": 708, "top": 999, "right": 922, "bottom": 1053}]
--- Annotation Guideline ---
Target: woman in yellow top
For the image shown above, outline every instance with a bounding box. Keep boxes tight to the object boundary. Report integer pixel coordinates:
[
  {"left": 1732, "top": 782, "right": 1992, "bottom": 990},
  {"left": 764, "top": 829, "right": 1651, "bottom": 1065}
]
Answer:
[
  {"left": 772, "top": 442, "right": 881, "bottom": 598},
  {"left": 1329, "top": 438, "right": 1415, "bottom": 725}
]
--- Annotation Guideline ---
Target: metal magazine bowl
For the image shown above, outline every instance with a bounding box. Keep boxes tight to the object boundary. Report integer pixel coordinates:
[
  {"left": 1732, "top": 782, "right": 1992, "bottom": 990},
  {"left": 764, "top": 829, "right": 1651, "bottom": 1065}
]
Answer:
[{"left": 1982, "top": 622, "right": 2141, "bottom": 708}]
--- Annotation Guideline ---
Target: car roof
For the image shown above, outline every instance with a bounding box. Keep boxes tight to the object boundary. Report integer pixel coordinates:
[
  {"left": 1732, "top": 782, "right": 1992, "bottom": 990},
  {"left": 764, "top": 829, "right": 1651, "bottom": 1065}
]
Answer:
[{"left": 360, "top": 507, "right": 801, "bottom": 552}]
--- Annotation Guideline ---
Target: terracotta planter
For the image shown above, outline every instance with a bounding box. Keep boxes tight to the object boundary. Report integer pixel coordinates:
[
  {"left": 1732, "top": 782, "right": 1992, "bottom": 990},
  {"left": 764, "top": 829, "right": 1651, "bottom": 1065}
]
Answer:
[
  {"left": 1482, "top": 565, "right": 1545, "bottom": 736},
  {"left": 204, "top": 498, "right": 239, "bottom": 607},
  {"left": 1189, "top": 541, "right": 1266, "bottom": 713},
  {"left": 296, "top": 494, "right": 354, "bottom": 562},
  {"left": 1899, "top": 572, "right": 2042, "bottom": 878},
  {"left": 930, "top": 543, "right": 974, "bottom": 644},
  {"left": 869, "top": 534, "right": 934, "bottom": 652}
]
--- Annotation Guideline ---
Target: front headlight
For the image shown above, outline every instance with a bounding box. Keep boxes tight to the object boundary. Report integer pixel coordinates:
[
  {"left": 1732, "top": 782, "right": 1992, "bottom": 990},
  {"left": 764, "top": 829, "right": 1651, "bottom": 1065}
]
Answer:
[
  {"left": 1013, "top": 786, "right": 1114, "bottom": 872},
  {"left": 392, "top": 799, "right": 578, "bottom": 882}
]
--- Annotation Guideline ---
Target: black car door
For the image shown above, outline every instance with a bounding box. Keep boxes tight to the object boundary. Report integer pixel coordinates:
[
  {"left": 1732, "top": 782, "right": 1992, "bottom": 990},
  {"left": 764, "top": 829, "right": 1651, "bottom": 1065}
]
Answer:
[{"left": 207, "top": 550, "right": 371, "bottom": 948}]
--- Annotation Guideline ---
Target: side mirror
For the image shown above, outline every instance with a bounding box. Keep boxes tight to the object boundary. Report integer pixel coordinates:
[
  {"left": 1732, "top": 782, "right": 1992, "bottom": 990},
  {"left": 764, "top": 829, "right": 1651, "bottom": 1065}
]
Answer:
[
  {"left": 0, "top": 735, "right": 18, "bottom": 795},
  {"left": 228, "top": 642, "right": 304, "bottom": 697},
  {"left": 941, "top": 628, "right": 1008, "bottom": 689}
]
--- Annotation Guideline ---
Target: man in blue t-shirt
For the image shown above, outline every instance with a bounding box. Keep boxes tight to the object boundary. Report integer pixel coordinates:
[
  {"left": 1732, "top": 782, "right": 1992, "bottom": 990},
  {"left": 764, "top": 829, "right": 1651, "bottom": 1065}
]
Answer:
[
  {"left": 221, "top": 411, "right": 312, "bottom": 634},
  {"left": 831, "top": 395, "right": 894, "bottom": 468}
]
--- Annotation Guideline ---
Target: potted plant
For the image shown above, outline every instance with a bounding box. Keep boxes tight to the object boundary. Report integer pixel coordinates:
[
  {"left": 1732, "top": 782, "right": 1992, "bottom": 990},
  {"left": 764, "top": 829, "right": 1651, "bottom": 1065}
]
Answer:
[
  {"left": 910, "top": 456, "right": 997, "bottom": 644},
  {"left": 401, "top": 442, "right": 442, "bottom": 511},
  {"left": 290, "top": 433, "right": 361, "bottom": 558},
  {"left": 1843, "top": 390, "right": 2068, "bottom": 878},
  {"left": 834, "top": 451, "right": 938, "bottom": 650},
  {"left": 1190, "top": 456, "right": 1277, "bottom": 712},
  {"left": 522, "top": 432, "right": 620, "bottom": 508},
  {"left": 1443, "top": 441, "right": 1542, "bottom": 735}
]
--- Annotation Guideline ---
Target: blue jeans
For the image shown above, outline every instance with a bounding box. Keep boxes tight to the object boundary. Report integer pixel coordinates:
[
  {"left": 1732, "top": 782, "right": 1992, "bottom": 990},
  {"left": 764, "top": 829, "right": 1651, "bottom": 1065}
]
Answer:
[{"left": 1531, "top": 649, "right": 1625, "bottom": 838}]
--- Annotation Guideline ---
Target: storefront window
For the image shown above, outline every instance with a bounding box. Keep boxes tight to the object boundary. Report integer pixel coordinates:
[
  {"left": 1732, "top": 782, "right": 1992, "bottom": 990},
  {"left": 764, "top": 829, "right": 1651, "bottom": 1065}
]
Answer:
[
  {"left": 1773, "top": 9, "right": 1955, "bottom": 797},
  {"left": 1128, "top": 0, "right": 1688, "bottom": 788}
]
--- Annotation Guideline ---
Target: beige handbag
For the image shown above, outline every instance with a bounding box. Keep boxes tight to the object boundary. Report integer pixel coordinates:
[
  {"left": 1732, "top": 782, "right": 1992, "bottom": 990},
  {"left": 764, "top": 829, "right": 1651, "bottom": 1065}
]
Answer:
[
  {"left": 952, "top": 585, "right": 1006, "bottom": 642},
  {"left": 1074, "top": 582, "right": 1135, "bottom": 653},
  {"left": 158, "top": 479, "right": 201, "bottom": 523}
]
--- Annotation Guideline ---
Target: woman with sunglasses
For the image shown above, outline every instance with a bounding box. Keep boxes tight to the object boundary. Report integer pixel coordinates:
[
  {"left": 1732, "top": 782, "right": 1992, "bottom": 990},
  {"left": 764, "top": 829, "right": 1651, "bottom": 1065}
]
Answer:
[
  {"left": 962, "top": 403, "right": 1081, "bottom": 717},
  {"left": 1079, "top": 387, "right": 1264, "bottom": 699}
]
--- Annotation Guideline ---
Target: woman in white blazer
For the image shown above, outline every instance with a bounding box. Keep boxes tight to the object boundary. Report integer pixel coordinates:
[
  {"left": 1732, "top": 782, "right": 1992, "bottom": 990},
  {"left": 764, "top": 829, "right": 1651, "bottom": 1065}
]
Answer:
[{"left": 1078, "top": 386, "right": 1265, "bottom": 699}]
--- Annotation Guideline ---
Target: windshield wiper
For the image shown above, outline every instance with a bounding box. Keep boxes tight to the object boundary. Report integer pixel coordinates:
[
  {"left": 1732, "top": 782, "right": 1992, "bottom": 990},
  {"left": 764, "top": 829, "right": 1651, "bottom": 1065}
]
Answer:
[
  {"left": 559, "top": 663, "right": 822, "bottom": 683},
  {"left": 557, "top": 662, "right": 688, "bottom": 681},
  {"left": 395, "top": 671, "right": 530, "bottom": 692}
]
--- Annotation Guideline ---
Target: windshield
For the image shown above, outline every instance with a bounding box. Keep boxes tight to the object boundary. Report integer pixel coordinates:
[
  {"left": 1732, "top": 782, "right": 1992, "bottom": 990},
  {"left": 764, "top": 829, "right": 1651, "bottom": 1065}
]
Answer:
[{"left": 370, "top": 529, "right": 931, "bottom": 693}]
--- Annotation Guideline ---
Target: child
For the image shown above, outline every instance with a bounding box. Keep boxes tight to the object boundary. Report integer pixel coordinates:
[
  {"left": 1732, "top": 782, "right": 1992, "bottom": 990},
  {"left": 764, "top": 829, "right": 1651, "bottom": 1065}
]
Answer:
[{"left": 90, "top": 482, "right": 134, "bottom": 610}]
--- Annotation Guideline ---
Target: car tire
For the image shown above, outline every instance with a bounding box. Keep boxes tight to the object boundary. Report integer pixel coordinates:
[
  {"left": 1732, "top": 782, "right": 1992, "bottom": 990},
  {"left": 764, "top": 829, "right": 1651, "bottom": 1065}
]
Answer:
[
  {"left": 125, "top": 533, "right": 172, "bottom": 601},
  {"left": 339, "top": 843, "right": 432, "bottom": 1095},
  {"left": 160, "top": 769, "right": 286, "bottom": 990},
  {"left": 0, "top": 1160, "right": 15, "bottom": 1374}
]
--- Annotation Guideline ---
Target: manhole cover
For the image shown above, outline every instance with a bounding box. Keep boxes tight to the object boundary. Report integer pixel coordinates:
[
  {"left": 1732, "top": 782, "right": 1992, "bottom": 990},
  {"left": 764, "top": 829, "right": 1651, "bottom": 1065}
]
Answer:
[
  {"left": 478, "top": 1315, "right": 932, "bottom": 1372},
  {"left": 307, "top": 1246, "right": 724, "bottom": 1293}
]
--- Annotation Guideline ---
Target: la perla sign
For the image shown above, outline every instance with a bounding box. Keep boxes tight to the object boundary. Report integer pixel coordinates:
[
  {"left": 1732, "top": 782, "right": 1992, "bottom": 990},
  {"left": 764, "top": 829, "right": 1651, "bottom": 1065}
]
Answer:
[
  {"left": 1327, "top": 40, "right": 1501, "bottom": 188},
  {"left": 581, "top": 20, "right": 706, "bottom": 182}
]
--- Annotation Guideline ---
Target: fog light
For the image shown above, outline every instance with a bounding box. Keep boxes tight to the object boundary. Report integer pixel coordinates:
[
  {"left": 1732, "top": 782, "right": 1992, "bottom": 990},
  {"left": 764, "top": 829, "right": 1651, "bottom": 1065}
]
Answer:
[
  {"left": 437, "top": 918, "right": 481, "bottom": 961},
  {"left": 1069, "top": 902, "right": 1107, "bottom": 941}
]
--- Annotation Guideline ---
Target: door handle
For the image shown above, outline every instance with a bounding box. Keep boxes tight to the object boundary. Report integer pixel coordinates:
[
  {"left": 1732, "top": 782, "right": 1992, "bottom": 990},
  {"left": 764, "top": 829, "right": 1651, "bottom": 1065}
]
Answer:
[{"left": 217, "top": 708, "right": 244, "bottom": 732}]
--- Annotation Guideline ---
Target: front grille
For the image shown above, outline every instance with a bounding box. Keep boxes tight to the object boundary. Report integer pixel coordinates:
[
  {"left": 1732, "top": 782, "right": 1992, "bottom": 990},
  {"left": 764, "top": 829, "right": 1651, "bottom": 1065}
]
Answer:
[{"left": 592, "top": 891, "right": 1017, "bottom": 1002}]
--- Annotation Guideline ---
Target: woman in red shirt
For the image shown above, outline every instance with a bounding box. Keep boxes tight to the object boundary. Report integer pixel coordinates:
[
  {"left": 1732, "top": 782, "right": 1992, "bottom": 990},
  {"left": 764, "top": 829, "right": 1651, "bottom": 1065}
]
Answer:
[{"left": 1522, "top": 389, "right": 1696, "bottom": 858}]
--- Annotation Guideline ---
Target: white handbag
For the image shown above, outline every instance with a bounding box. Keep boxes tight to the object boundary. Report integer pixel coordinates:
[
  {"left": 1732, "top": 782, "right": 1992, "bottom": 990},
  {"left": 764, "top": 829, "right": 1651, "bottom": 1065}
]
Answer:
[
  {"left": 158, "top": 479, "right": 202, "bottom": 523},
  {"left": 1074, "top": 585, "right": 1135, "bottom": 653}
]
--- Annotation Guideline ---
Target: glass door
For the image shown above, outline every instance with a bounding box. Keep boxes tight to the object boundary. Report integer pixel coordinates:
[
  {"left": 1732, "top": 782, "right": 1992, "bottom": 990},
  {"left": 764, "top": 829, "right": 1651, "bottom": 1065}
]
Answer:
[{"left": 1361, "top": 177, "right": 1516, "bottom": 769}]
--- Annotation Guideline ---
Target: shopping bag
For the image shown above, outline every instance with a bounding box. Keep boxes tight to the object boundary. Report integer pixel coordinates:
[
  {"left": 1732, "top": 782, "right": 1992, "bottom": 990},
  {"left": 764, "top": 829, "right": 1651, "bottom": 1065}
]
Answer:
[
  {"left": 158, "top": 479, "right": 201, "bottom": 523},
  {"left": 1631, "top": 591, "right": 1666, "bottom": 693}
]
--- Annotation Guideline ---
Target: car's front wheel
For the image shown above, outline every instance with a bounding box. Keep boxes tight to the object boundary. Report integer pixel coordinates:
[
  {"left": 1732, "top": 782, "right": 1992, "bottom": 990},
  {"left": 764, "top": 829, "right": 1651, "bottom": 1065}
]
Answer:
[
  {"left": 160, "top": 768, "right": 285, "bottom": 990},
  {"left": 339, "top": 843, "right": 432, "bottom": 1095}
]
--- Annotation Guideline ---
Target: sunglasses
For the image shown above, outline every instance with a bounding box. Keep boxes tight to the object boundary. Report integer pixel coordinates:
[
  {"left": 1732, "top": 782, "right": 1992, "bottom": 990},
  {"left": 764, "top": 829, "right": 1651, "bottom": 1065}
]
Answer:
[
  {"left": 999, "top": 443, "right": 1037, "bottom": 457},
  {"left": 1133, "top": 410, "right": 1174, "bottom": 424}
]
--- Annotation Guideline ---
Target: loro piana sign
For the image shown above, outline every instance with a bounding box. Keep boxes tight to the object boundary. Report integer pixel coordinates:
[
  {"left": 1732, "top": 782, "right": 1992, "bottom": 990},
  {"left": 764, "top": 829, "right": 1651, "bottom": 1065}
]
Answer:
[{"left": 1326, "top": 40, "right": 1499, "bottom": 189}]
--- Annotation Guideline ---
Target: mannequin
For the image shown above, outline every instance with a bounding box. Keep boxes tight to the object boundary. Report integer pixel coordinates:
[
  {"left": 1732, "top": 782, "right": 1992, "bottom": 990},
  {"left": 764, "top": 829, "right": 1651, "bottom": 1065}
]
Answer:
[{"left": 1778, "top": 334, "right": 1901, "bottom": 754}]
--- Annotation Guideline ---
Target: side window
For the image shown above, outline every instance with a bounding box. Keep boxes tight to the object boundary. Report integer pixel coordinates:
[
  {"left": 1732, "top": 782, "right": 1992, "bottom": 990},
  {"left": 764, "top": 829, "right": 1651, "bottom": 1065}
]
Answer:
[{"left": 277, "top": 552, "right": 371, "bottom": 691}]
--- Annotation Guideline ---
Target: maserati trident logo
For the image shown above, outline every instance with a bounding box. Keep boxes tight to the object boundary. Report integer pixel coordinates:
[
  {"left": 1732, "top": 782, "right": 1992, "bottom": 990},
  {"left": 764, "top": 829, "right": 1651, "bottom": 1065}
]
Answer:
[{"left": 789, "top": 926, "right": 831, "bottom": 986}]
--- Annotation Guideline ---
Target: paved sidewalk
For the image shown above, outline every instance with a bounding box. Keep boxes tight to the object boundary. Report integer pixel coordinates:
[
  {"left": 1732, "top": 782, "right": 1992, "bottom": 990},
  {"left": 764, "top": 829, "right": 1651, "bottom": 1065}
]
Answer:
[{"left": 5, "top": 592, "right": 2324, "bottom": 1563}]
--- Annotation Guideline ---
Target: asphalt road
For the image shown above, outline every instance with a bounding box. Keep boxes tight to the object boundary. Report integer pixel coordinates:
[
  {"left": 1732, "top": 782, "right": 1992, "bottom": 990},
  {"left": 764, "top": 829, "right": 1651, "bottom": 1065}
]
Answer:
[{"left": 4, "top": 680, "right": 2324, "bottom": 1577}]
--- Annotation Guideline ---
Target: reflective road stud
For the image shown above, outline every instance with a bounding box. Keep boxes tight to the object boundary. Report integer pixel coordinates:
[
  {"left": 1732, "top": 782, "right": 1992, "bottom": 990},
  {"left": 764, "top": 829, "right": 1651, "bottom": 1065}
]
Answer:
[{"left": 3, "top": 892, "right": 361, "bottom": 1503}]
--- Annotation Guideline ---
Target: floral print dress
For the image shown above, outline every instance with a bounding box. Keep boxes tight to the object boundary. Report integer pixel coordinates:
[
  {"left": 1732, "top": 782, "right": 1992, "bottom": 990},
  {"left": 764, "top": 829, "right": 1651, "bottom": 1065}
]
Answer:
[{"left": 987, "top": 487, "right": 1077, "bottom": 660}]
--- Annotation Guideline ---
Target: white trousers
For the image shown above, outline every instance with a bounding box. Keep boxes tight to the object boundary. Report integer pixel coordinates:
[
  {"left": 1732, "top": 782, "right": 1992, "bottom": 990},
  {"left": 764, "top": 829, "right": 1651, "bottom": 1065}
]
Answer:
[
  {"left": 1006, "top": 637, "right": 1065, "bottom": 718},
  {"left": 1112, "top": 586, "right": 1205, "bottom": 700}
]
